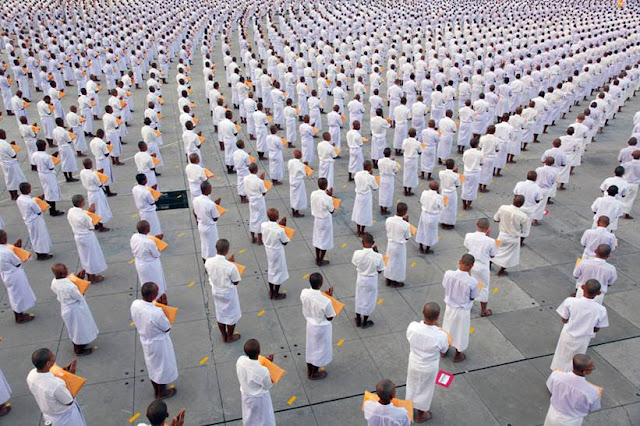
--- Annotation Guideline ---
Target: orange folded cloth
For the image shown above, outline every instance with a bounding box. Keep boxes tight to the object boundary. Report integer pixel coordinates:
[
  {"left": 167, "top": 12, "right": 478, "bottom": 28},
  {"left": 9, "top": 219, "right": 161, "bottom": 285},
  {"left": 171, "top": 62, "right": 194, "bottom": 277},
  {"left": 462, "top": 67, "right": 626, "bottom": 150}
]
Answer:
[
  {"left": 235, "top": 124, "right": 242, "bottom": 132},
  {"left": 152, "top": 301, "right": 178, "bottom": 324},
  {"left": 50, "top": 365, "right": 86, "bottom": 397},
  {"left": 267, "top": 116, "right": 273, "bottom": 123},
  {"left": 204, "top": 168, "right": 214, "bottom": 179},
  {"left": 263, "top": 180, "right": 273, "bottom": 191},
  {"left": 332, "top": 198, "right": 341, "bottom": 210},
  {"left": 322, "top": 293, "right": 344, "bottom": 317},
  {"left": 148, "top": 235, "right": 168, "bottom": 252},
  {"left": 68, "top": 274, "right": 91, "bottom": 295},
  {"left": 382, "top": 254, "right": 389, "bottom": 266},
  {"left": 147, "top": 187, "right": 161, "bottom": 201},
  {"left": 120, "top": 101, "right": 127, "bottom": 108},
  {"left": 459, "top": 173, "right": 465, "bottom": 183},
  {"left": 495, "top": 240, "right": 501, "bottom": 247},
  {"left": 258, "top": 356, "right": 286, "bottom": 384},
  {"left": 155, "top": 130, "right": 162, "bottom": 137},
  {"left": 51, "top": 155, "right": 61, "bottom": 165},
  {"left": 90, "top": 100, "right": 97, "bottom": 107},
  {"left": 312, "top": 126, "right": 319, "bottom": 134},
  {"left": 34, "top": 197, "right": 50, "bottom": 212},
  {"left": 106, "top": 145, "right": 113, "bottom": 152},
  {"left": 279, "top": 225, "right": 296, "bottom": 241},
  {"left": 48, "top": 105, "right": 54, "bottom": 112},
  {"left": 22, "top": 101, "right": 30, "bottom": 108},
  {"left": 232, "top": 262, "right": 246, "bottom": 275},
  {"left": 304, "top": 165, "right": 313, "bottom": 176},
  {"left": 68, "top": 131, "right": 77, "bottom": 139},
  {"left": 115, "top": 118, "right": 123, "bottom": 126},
  {"left": 157, "top": 113, "right": 163, "bottom": 120},
  {"left": 375, "top": 176, "right": 380, "bottom": 185},
  {"left": 395, "top": 161, "right": 401, "bottom": 170},
  {"left": 31, "top": 125, "right": 40, "bottom": 133},
  {"left": 10, "top": 144, "right": 21, "bottom": 153},
  {"left": 95, "top": 171, "right": 109, "bottom": 184},
  {"left": 575, "top": 257, "right": 582, "bottom": 268},
  {"left": 152, "top": 157, "right": 161, "bottom": 166},
  {"left": 443, "top": 196, "right": 449, "bottom": 207},
  {"left": 334, "top": 147, "right": 341, "bottom": 156},
  {"left": 340, "top": 114, "right": 345, "bottom": 122},
  {"left": 361, "top": 391, "right": 414, "bottom": 422},
  {"left": 7, "top": 245, "right": 32, "bottom": 262},
  {"left": 215, "top": 204, "right": 227, "bottom": 216},
  {"left": 85, "top": 211, "right": 101, "bottom": 226},
  {"left": 409, "top": 224, "right": 417, "bottom": 237},
  {"left": 199, "top": 135, "right": 206, "bottom": 143},
  {"left": 249, "top": 155, "right": 257, "bottom": 163},
  {"left": 280, "top": 137, "right": 287, "bottom": 146}
]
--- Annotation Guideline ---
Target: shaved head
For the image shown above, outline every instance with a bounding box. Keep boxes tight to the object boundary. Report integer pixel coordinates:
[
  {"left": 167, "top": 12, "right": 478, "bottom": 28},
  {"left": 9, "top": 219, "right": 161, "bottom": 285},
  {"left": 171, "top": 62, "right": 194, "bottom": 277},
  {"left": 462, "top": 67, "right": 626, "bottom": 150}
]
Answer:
[
  {"left": 423, "top": 302, "right": 441, "bottom": 322},
  {"left": 375, "top": 379, "right": 396, "bottom": 403}
]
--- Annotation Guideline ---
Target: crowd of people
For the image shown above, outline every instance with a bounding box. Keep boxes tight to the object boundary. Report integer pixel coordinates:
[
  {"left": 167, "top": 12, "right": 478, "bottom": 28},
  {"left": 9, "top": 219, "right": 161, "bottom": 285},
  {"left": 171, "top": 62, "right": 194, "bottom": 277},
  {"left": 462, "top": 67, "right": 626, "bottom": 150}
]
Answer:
[{"left": 0, "top": 0, "right": 639, "bottom": 424}]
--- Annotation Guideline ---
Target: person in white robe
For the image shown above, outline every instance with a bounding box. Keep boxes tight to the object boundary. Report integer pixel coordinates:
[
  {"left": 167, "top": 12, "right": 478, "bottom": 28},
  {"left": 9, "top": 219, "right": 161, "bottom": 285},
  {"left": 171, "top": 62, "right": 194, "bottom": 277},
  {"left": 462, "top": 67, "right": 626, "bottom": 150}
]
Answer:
[
  {"left": 266, "top": 126, "right": 284, "bottom": 184},
  {"left": 580, "top": 216, "right": 615, "bottom": 261},
  {"left": 131, "top": 221, "right": 167, "bottom": 303},
  {"left": 185, "top": 153, "right": 207, "bottom": 199},
  {"left": 233, "top": 140, "right": 252, "bottom": 203},
  {"left": 405, "top": 303, "right": 450, "bottom": 422},
  {"left": 32, "top": 140, "right": 65, "bottom": 215},
  {"left": 621, "top": 150, "right": 640, "bottom": 219},
  {"left": 301, "top": 273, "right": 336, "bottom": 379},
  {"left": 134, "top": 141, "right": 159, "bottom": 189},
  {"left": 66, "top": 106, "right": 88, "bottom": 155},
  {"left": 377, "top": 148, "right": 399, "bottom": 215},
  {"left": 0, "top": 230, "right": 37, "bottom": 323},
  {"left": 244, "top": 164, "right": 268, "bottom": 245},
  {"left": 416, "top": 181, "right": 445, "bottom": 254},
  {"left": 89, "top": 130, "right": 116, "bottom": 194},
  {"left": 133, "top": 174, "right": 162, "bottom": 235},
  {"left": 26, "top": 348, "right": 87, "bottom": 425},
  {"left": 402, "top": 129, "right": 421, "bottom": 195},
  {"left": 545, "top": 354, "right": 602, "bottom": 426},
  {"left": 437, "top": 111, "right": 457, "bottom": 162},
  {"left": 352, "top": 233, "right": 384, "bottom": 328},
  {"left": 457, "top": 100, "right": 474, "bottom": 153},
  {"left": 318, "top": 132, "right": 337, "bottom": 189},
  {"left": 311, "top": 178, "right": 335, "bottom": 266},
  {"left": 590, "top": 186, "right": 623, "bottom": 231},
  {"left": 420, "top": 123, "right": 438, "bottom": 181},
  {"left": 384, "top": 203, "right": 411, "bottom": 287},
  {"left": 439, "top": 159, "right": 461, "bottom": 228},
  {"left": 478, "top": 126, "right": 498, "bottom": 192},
  {"left": 0, "top": 361, "right": 10, "bottom": 417},
  {"left": 364, "top": 379, "right": 410, "bottom": 426},
  {"left": 16, "top": 182, "right": 53, "bottom": 259},
  {"left": 370, "top": 109, "right": 391, "bottom": 166},
  {"left": 204, "top": 239, "right": 242, "bottom": 343},
  {"left": 461, "top": 138, "right": 483, "bottom": 210},
  {"left": 441, "top": 255, "right": 479, "bottom": 362},
  {"left": 299, "top": 116, "right": 316, "bottom": 164},
  {"left": 79, "top": 158, "right": 112, "bottom": 231},
  {"left": 50, "top": 264, "right": 99, "bottom": 355},
  {"left": 18, "top": 116, "right": 38, "bottom": 171},
  {"left": 236, "top": 339, "right": 276, "bottom": 426},
  {"left": 352, "top": 161, "right": 378, "bottom": 236},
  {"left": 288, "top": 150, "right": 308, "bottom": 217},
  {"left": 131, "top": 283, "right": 179, "bottom": 399},
  {"left": 464, "top": 218, "right": 497, "bottom": 317},
  {"left": 533, "top": 158, "right": 558, "bottom": 225},
  {"left": 0, "top": 133, "right": 27, "bottom": 200},
  {"left": 493, "top": 195, "right": 528, "bottom": 275},
  {"left": 573, "top": 245, "right": 617, "bottom": 304},
  {"left": 513, "top": 171, "right": 543, "bottom": 242},
  {"left": 193, "top": 181, "right": 220, "bottom": 261},
  {"left": 67, "top": 194, "right": 107, "bottom": 282},
  {"left": 550, "top": 280, "right": 608, "bottom": 372},
  {"left": 219, "top": 111, "right": 239, "bottom": 173},
  {"left": 262, "top": 208, "right": 290, "bottom": 300}
]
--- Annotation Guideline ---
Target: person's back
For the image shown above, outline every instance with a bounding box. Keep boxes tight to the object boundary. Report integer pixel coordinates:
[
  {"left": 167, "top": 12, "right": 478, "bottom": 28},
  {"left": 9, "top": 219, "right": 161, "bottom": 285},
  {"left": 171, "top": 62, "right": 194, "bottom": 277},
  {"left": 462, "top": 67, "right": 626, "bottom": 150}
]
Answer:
[{"left": 364, "top": 400, "right": 410, "bottom": 426}]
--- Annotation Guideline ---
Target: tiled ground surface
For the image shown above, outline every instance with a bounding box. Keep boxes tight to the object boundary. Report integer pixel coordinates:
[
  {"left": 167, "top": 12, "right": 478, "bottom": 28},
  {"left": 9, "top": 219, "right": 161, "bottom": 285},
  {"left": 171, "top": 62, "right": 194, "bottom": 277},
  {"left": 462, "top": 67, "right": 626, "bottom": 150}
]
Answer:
[{"left": 1, "top": 35, "right": 640, "bottom": 426}]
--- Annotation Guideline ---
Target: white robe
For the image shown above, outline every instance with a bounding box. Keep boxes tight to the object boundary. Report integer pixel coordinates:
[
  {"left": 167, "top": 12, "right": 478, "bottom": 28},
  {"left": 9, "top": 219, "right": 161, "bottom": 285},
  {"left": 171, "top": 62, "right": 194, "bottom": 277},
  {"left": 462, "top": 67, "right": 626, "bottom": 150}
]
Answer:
[
  {"left": 130, "top": 300, "right": 179, "bottom": 384},
  {"left": 16, "top": 195, "right": 52, "bottom": 254},
  {"left": 261, "top": 221, "right": 290, "bottom": 285},
  {"left": 205, "top": 255, "right": 242, "bottom": 325},
  {"left": 301, "top": 288, "right": 336, "bottom": 366},
  {"left": 51, "top": 277, "right": 99, "bottom": 344},
  {"left": 133, "top": 185, "right": 162, "bottom": 235},
  {"left": 236, "top": 356, "right": 275, "bottom": 426},
  {"left": 245, "top": 174, "right": 268, "bottom": 233},
  {"left": 311, "top": 190, "right": 335, "bottom": 250},
  {"left": 384, "top": 216, "right": 411, "bottom": 282},
  {"left": 193, "top": 195, "right": 219, "bottom": 259},
  {"left": 363, "top": 401, "right": 410, "bottom": 426},
  {"left": 288, "top": 158, "right": 308, "bottom": 211},
  {"left": 0, "top": 245, "right": 36, "bottom": 312},
  {"left": 351, "top": 171, "right": 378, "bottom": 227},
  {"left": 0, "top": 369, "right": 11, "bottom": 405},
  {"left": 131, "top": 233, "right": 167, "bottom": 297},
  {"left": 67, "top": 207, "right": 108, "bottom": 274},
  {"left": 80, "top": 169, "right": 112, "bottom": 224},
  {"left": 352, "top": 248, "right": 384, "bottom": 316},
  {"left": 26, "top": 370, "right": 87, "bottom": 426},
  {"left": 32, "top": 151, "right": 61, "bottom": 201}
]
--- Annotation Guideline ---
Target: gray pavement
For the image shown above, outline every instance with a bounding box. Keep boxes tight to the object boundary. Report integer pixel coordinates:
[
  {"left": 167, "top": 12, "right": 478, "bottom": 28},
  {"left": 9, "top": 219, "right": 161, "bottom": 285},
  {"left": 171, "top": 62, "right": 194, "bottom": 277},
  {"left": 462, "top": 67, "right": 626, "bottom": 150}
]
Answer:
[{"left": 1, "top": 35, "right": 640, "bottom": 426}]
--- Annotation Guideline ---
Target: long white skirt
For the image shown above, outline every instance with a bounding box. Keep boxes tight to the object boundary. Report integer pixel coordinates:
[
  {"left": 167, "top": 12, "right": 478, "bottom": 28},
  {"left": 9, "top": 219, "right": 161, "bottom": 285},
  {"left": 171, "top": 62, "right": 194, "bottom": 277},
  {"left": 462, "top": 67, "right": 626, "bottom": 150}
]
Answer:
[
  {"left": 457, "top": 122, "right": 473, "bottom": 147},
  {"left": 479, "top": 156, "right": 494, "bottom": 185},
  {"left": 403, "top": 157, "right": 418, "bottom": 188},
  {"left": 437, "top": 134, "right": 453, "bottom": 160},
  {"left": 1, "top": 267, "right": 36, "bottom": 312},
  {"left": 532, "top": 188, "right": 551, "bottom": 220},
  {"left": 520, "top": 205, "right": 535, "bottom": 238},
  {"left": 141, "top": 337, "right": 179, "bottom": 384},
  {"left": 550, "top": 329, "right": 591, "bottom": 372},
  {"left": 266, "top": 245, "right": 288, "bottom": 285},
  {"left": 393, "top": 123, "right": 407, "bottom": 149},
  {"left": 378, "top": 175, "right": 394, "bottom": 208},
  {"left": 352, "top": 192, "right": 373, "bottom": 226},
  {"left": 492, "top": 232, "right": 520, "bottom": 269},
  {"left": 313, "top": 216, "right": 333, "bottom": 250},
  {"left": 471, "top": 263, "right": 490, "bottom": 303},
  {"left": 236, "top": 171, "right": 249, "bottom": 196},
  {"left": 44, "top": 401, "right": 87, "bottom": 426},
  {"left": 213, "top": 287, "right": 242, "bottom": 325},
  {"left": 87, "top": 189, "right": 112, "bottom": 224},
  {"left": 0, "top": 369, "right": 11, "bottom": 405},
  {"left": 384, "top": 241, "right": 406, "bottom": 282},
  {"left": 198, "top": 222, "right": 218, "bottom": 259},
  {"left": 355, "top": 273, "right": 378, "bottom": 316},
  {"left": 319, "top": 161, "right": 334, "bottom": 189},
  {"left": 74, "top": 232, "right": 107, "bottom": 275},
  {"left": 39, "top": 171, "right": 61, "bottom": 201},
  {"left": 61, "top": 300, "right": 99, "bottom": 345},
  {"left": 289, "top": 178, "right": 308, "bottom": 211},
  {"left": 439, "top": 190, "right": 457, "bottom": 225},
  {"left": 420, "top": 146, "right": 436, "bottom": 173},
  {"left": 416, "top": 211, "right": 439, "bottom": 246},
  {"left": 140, "top": 210, "right": 162, "bottom": 235},
  {"left": 249, "top": 197, "right": 267, "bottom": 233},
  {"left": 371, "top": 136, "right": 386, "bottom": 160},
  {"left": 135, "top": 258, "right": 166, "bottom": 296},
  {"left": 543, "top": 404, "right": 584, "bottom": 426},
  {"left": 60, "top": 145, "right": 78, "bottom": 173},
  {"left": 241, "top": 392, "right": 276, "bottom": 426},
  {"left": 348, "top": 147, "right": 363, "bottom": 174},
  {"left": 622, "top": 183, "right": 638, "bottom": 214},
  {"left": 442, "top": 305, "right": 470, "bottom": 351},
  {"left": 26, "top": 216, "right": 52, "bottom": 254},
  {"left": 461, "top": 171, "right": 479, "bottom": 201},
  {"left": 405, "top": 358, "right": 439, "bottom": 411},
  {"left": 305, "top": 322, "right": 332, "bottom": 367},
  {"left": 1, "top": 160, "right": 27, "bottom": 191}
]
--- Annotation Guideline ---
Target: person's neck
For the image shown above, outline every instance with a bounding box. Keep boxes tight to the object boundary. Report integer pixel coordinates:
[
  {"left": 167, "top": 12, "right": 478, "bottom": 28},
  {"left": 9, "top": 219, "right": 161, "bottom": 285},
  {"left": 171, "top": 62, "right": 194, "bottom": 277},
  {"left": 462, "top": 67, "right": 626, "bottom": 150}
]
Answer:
[
  {"left": 378, "top": 399, "right": 392, "bottom": 405},
  {"left": 572, "top": 370, "right": 586, "bottom": 377},
  {"left": 37, "top": 367, "right": 51, "bottom": 373}
]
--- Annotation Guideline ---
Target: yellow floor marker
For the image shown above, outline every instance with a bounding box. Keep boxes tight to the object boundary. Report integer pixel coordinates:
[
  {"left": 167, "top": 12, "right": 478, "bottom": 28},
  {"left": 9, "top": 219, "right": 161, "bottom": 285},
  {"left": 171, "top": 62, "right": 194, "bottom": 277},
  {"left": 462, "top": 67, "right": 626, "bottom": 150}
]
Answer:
[
  {"left": 303, "top": 273, "right": 310, "bottom": 279},
  {"left": 131, "top": 213, "right": 138, "bottom": 218},
  {"left": 129, "top": 320, "right": 135, "bottom": 327},
  {"left": 93, "top": 345, "right": 98, "bottom": 350},
  {"left": 129, "top": 413, "right": 141, "bottom": 423},
  {"left": 457, "top": 213, "right": 463, "bottom": 218},
  {"left": 340, "top": 242, "right": 347, "bottom": 248},
  {"left": 257, "top": 310, "right": 266, "bottom": 316},
  {"left": 493, "top": 287, "right": 499, "bottom": 293},
  {"left": 199, "top": 356, "right": 209, "bottom": 365},
  {"left": 337, "top": 339, "right": 345, "bottom": 347},
  {"left": 469, "top": 327, "right": 475, "bottom": 334},
  {"left": 410, "top": 261, "right": 417, "bottom": 268},
  {"left": 239, "top": 249, "right": 246, "bottom": 254},
  {"left": 287, "top": 396, "right": 297, "bottom": 405},
  {"left": 377, "top": 298, "right": 384, "bottom": 305},
  {"left": 128, "top": 258, "right": 135, "bottom": 265},
  {"left": 178, "top": 232, "right": 185, "bottom": 237},
  {"left": 187, "top": 281, "right": 196, "bottom": 287}
]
